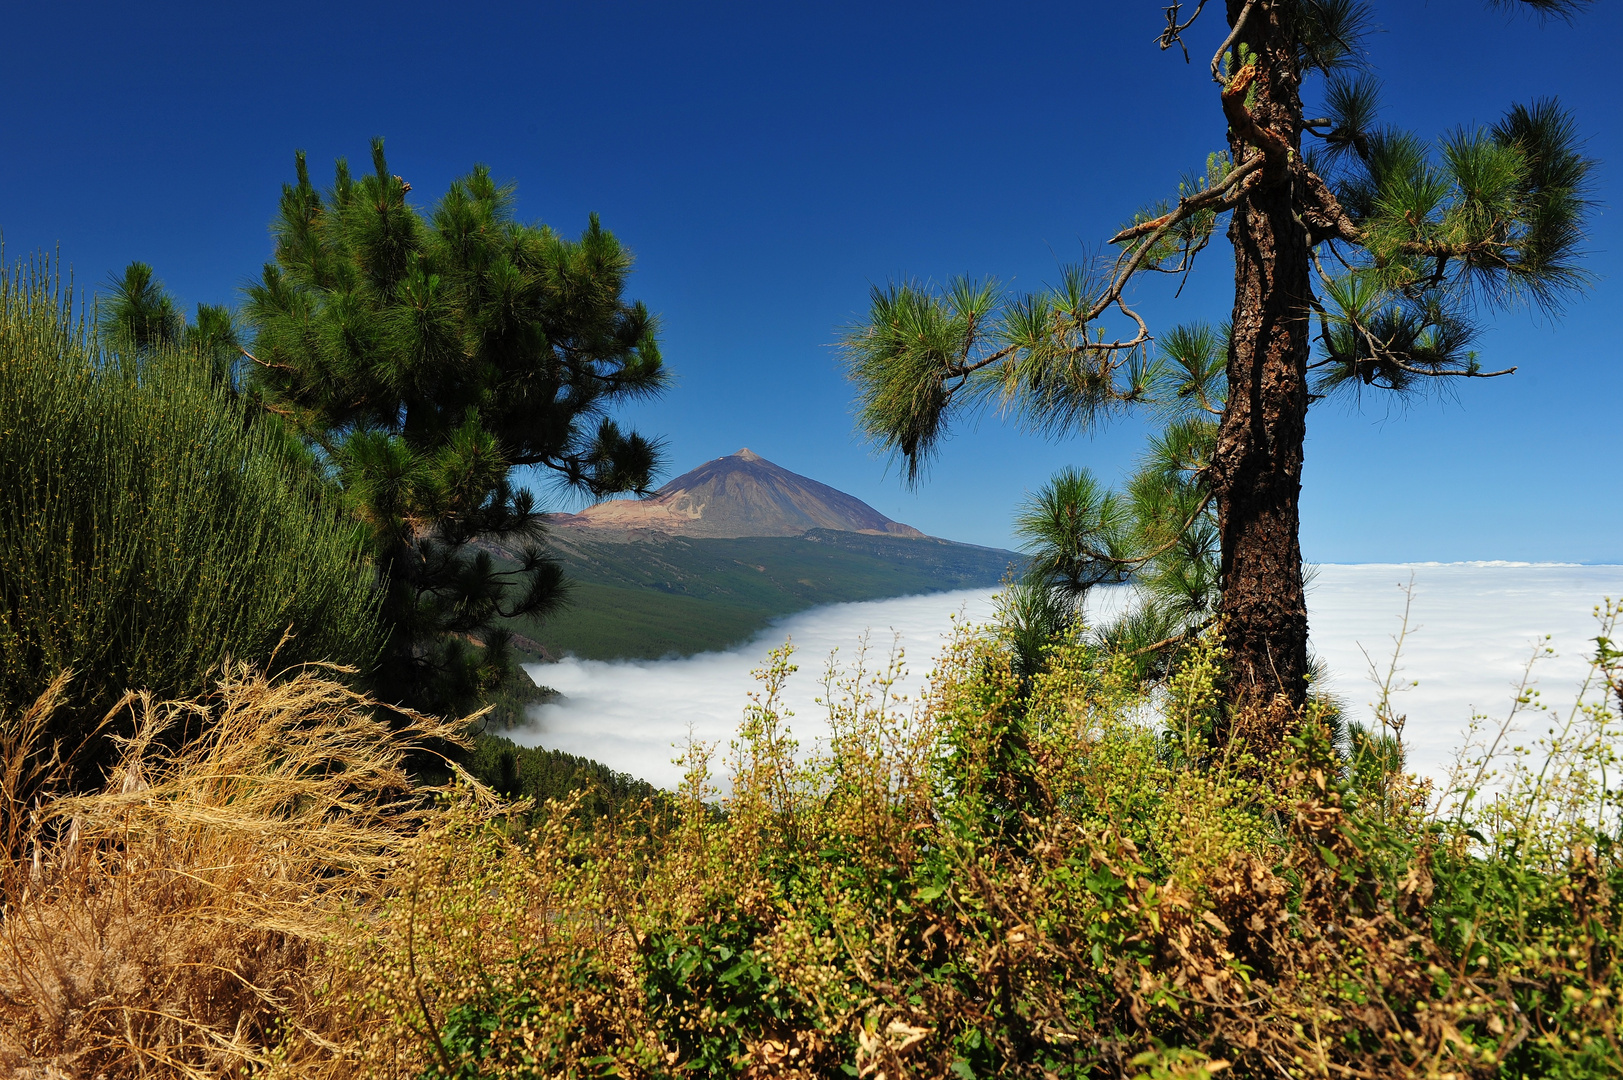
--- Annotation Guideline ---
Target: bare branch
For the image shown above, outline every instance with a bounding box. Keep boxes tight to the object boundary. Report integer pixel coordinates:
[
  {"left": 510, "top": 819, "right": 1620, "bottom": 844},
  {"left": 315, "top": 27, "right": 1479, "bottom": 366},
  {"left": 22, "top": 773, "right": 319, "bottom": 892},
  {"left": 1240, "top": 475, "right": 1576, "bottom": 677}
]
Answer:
[
  {"left": 239, "top": 345, "right": 296, "bottom": 373},
  {"left": 1126, "top": 490, "right": 1215, "bottom": 566},
  {"left": 1113, "top": 297, "right": 1152, "bottom": 352},
  {"left": 1298, "top": 165, "right": 1364, "bottom": 246},
  {"left": 1210, "top": 0, "right": 1258, "bottom": 84},
  {"left": 948, "top": 343, "right": 1019, "bottom": 381},
  {"left": 1307, "top": 247, "right": 1345, "bottom": 353},
  {"left": 1103, "top": 199, "right": 1226, "bottom": 306},
  {"left": 1078, "top": 159, "right": 1272, "bottom": 354},
  {"left": 1158, "top": 0, "right": 1211, "bottom": 61},
  {"left": 1128, "top": 616, "right": 1215, "bottom": 659},
  {"left": 1108, "top": 154, "right": 1264, "bottom": 243},
  {"left": 1391, "top": 358, "right": 1516, "bottom": 379}
]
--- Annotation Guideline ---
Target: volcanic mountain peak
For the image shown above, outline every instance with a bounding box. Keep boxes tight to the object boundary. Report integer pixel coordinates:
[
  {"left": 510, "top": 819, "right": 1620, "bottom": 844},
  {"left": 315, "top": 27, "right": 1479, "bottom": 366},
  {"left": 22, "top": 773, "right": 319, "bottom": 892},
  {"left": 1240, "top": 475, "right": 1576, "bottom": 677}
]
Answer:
[{"left": 553, "top": 448, "right": 925, "bottom": 540}]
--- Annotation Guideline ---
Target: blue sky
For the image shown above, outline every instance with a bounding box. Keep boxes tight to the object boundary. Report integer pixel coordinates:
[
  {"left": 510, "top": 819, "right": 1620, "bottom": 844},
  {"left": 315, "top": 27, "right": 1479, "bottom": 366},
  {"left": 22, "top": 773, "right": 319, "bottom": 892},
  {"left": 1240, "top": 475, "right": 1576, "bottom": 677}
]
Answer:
[{"left": 3, "top": 2, "right": 1618, "bottom": 560}]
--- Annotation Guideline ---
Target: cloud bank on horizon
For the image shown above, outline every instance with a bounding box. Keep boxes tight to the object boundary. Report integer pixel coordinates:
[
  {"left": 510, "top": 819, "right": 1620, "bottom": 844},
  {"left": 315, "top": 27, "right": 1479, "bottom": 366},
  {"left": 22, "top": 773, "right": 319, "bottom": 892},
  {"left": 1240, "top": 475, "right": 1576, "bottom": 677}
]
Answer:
[
  {"left": 516, "top": 564, "right": 1623, "bottom": 791},
  {"left": 517, "top": 590, "right": 1002, "bottom": 790}
]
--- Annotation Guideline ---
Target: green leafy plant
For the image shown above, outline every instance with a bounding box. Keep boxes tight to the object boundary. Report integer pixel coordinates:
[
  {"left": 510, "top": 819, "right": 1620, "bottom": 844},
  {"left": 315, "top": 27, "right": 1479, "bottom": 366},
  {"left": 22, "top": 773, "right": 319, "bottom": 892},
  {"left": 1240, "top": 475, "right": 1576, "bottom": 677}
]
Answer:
[
  {"left": 0, "top": 255, "right": 380, "bottom": 789},
  {"left": 332, "top": 593, "right": 1623, "bottom": 1079},
  {"left": 8, "top": 585, "right": 1620, "bottom": 1078}
]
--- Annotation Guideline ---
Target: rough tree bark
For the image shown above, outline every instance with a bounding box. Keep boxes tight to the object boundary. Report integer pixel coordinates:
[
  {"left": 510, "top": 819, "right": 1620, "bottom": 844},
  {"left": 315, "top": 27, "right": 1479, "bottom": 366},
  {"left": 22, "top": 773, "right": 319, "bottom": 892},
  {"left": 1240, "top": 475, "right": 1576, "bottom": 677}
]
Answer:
[{"left": 1210, "top": 0, "right": 1313, "bottom": 714}]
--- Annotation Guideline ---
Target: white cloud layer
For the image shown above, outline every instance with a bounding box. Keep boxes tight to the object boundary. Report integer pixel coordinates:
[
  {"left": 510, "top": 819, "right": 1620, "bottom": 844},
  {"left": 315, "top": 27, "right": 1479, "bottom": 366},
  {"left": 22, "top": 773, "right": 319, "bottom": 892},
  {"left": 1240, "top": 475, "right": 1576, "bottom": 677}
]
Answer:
[
  {"left": 1305, "top": 563, "right": 1622, "bottom": 783},
  {"left": 518, "top": 590, "right": 1001, "bottom": 790},
  {"left": 516, "top": 564, "right": 1623, "bottom": 790}
]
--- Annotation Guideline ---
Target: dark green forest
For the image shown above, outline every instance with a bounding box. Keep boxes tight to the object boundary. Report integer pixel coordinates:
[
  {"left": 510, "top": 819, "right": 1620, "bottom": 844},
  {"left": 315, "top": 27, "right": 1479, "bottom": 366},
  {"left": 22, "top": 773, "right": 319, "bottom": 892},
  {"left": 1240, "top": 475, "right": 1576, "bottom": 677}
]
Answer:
[{"left": 505, "top": 528, "right": 1017, "bottom": 660}]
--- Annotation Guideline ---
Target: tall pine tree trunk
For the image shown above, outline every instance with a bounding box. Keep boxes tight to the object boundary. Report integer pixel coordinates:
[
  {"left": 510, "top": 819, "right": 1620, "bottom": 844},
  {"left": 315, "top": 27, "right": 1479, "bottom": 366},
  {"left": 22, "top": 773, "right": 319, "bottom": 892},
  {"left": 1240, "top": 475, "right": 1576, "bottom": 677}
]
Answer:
[{"left": 1211, "top": 1, "right": 1312, "bottom": 714}]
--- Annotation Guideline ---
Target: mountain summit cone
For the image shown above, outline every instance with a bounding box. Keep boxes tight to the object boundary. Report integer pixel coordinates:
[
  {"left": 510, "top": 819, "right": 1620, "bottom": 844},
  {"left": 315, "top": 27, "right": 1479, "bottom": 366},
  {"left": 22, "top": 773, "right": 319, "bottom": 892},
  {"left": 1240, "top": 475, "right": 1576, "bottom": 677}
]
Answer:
[{"left": 553, "top": 449, "right": 925, "bottom": 539}]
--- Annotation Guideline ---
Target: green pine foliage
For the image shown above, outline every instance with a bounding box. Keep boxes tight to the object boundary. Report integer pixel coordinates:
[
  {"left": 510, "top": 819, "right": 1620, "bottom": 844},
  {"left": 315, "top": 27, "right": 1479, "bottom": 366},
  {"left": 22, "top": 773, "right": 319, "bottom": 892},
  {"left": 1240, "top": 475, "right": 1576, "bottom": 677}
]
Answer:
[
  {"left": 1005, "top": 325, "right": 1223, "bottom": 667},
  {"left": 99, "top": 261, "right": 245, "bottom": 386},
  {"left": 0, "top": 256, "right": 381, "bottom": 783},
  {"left": 841, "top": 0, "right": 1596, "bottom": 711},
  {"left": 503, "top": 528, "right": 1018, "bottom": 661},
  {"left": 460, "top": 733, "right": 669, "bottom": 828},
  {"left": 1309, "top": 94, "right": 1594, "bottom": 397},
  {"left": 244, "top": 138, "right": 668, "bottom": 718}
]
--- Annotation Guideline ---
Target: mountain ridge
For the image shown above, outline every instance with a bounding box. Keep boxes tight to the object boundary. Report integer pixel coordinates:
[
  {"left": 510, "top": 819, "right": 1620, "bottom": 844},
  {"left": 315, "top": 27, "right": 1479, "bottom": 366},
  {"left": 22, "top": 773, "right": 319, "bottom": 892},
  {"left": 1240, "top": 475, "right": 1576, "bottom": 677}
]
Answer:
[{"left": 550, "top": 448, "right": 925, "bottom": 539}]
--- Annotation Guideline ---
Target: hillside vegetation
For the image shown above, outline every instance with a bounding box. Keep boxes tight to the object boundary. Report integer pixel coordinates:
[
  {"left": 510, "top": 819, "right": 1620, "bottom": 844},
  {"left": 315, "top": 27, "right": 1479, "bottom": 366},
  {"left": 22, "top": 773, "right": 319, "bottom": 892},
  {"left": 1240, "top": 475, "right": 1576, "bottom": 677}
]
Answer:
[
  {"left": 0, "top": 258, "right": 662, "bottom": 829},
  {"left": 5, "top": 610, "right": 1621, "bottom": 1078},
  {"left": 1, "top": 11, "right": 1616, "bottom": 1062},
  {"left": 509, "top": 528, "right": 1019, "bottom": 660},
  {"left": 3, "top": 260, "right": 1618, "bottom": 1071},
  {"left": 0, "top": 260, "right": 380, "bottom": 789}
]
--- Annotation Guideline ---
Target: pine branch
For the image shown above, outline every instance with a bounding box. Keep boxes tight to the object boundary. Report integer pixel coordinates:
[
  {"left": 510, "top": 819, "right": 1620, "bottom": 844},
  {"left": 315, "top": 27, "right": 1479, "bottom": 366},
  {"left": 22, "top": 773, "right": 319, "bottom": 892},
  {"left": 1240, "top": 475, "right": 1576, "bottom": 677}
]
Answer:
[
  {"left": 1114, "top": 490, "right": 1216, "bottom": 569},
  {"left": 1220, "top": 63, "right": 1294, "bottom": 172},
  {"left": 1108, "top": 155, "right": 1264, "bottom": 244},
  {"left": 1157, "top": 0, "right": 1212, "bottom": 61},
  {"left": 1487, "top": 0, "right": 1593, "bottom": 22},
  {"left": 1298, "top": 164, "right": 1365, "bottom": 246}
]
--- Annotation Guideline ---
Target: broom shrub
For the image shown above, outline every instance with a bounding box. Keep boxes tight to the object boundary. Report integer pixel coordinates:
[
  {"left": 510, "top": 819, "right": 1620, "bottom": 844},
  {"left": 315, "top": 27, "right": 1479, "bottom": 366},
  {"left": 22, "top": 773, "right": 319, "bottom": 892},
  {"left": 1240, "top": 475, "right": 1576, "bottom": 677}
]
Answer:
[{"left": 0, "top": 256, "right": 381, "bottom": 786}]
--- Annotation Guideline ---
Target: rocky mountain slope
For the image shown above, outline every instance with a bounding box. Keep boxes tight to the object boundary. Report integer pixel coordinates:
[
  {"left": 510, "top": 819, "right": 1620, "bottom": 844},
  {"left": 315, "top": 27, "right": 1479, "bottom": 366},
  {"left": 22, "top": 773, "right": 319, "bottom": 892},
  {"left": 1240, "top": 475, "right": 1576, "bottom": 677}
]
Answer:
[{"left": 551, "top": 448, "right": 924, "bottom": 539}]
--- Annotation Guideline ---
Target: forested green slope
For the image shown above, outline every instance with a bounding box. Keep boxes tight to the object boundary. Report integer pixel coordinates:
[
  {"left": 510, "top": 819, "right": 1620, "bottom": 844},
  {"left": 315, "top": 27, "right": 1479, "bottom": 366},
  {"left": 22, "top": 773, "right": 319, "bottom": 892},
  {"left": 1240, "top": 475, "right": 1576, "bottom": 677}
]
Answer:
[{"left": 506, "top": 528, "right": 1018, "bottom": 660}]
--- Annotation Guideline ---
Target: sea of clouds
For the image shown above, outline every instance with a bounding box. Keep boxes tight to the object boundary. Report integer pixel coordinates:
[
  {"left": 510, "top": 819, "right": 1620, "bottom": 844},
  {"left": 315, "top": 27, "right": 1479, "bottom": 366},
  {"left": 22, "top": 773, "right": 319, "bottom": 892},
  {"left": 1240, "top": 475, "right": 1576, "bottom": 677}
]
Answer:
[{"left": 515, "top": 563, "right": 1623, "bottom": 791}]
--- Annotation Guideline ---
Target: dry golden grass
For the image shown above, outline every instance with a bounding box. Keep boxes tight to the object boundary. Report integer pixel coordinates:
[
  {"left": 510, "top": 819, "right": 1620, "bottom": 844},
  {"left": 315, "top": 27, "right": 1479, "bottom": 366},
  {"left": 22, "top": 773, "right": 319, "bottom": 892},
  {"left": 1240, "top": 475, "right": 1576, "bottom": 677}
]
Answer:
[
  {"left": 0, "top": 665, "right": 481, "bottom": 1080},
  {"left": 4, "top": 610, "right": 1620, "bottom": 1078}
]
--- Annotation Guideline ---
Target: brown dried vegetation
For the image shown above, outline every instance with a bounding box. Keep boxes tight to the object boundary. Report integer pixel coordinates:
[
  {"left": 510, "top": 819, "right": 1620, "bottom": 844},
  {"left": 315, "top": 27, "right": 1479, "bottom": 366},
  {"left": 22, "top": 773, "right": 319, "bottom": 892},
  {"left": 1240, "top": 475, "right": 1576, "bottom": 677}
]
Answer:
[
  {"left": 3, "top": 605, "right": 1621, "bottom": 1079},
  {"left": 0, "top": 665, "right": 474, "bottom": 1079},
  {"left": 334, "top": 612, "right": 1623, "bottom": 1079}
]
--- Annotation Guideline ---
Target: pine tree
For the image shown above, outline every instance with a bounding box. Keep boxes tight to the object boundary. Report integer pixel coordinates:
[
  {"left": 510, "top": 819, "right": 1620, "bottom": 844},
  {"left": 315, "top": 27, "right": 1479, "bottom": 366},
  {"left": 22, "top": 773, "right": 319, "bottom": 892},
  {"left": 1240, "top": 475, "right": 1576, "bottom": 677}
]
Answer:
[
  {"left": 843, "top": 1, "right": 1594, "bottom": 721},
  {"left": 245, "top": 139, "right": 667, "bottom": 717},
  {"left": 100, "top": 261, "right": 244, "bottom": 385}
]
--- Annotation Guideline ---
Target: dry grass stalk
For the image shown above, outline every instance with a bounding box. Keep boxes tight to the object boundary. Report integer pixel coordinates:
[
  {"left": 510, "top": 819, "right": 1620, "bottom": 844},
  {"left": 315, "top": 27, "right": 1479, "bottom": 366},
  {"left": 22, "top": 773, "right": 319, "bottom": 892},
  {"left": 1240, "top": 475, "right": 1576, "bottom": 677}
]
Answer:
[{"left": 0, "top": 663, "right": 480, "bottom": 1080}]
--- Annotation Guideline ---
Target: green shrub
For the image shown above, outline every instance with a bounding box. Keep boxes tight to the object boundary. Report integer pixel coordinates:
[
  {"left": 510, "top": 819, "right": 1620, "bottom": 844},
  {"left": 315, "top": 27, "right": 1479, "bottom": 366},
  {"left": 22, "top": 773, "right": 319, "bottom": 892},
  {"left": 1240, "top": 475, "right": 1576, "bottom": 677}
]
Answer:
[
  {"left": 345, "top": 606, "right": 1623, "bottom": 1080},
  {"left": 0, "top": 257, "right": 381, "bottom": 784}
]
